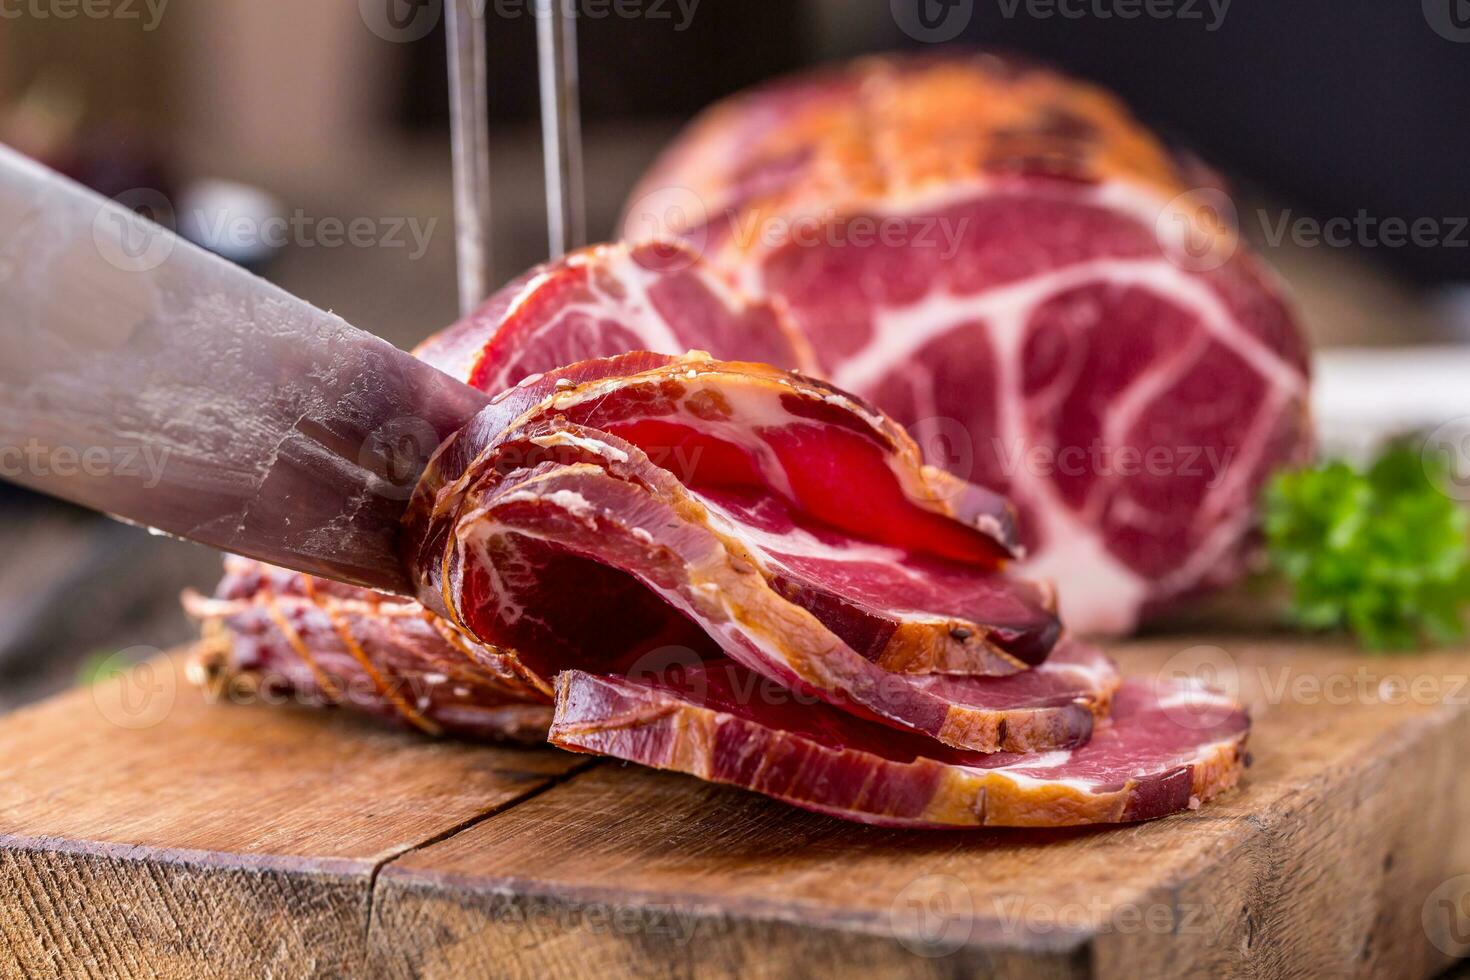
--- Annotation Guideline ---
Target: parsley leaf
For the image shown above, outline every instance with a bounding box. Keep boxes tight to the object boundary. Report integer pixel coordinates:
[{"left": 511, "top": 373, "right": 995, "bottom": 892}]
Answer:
[{"left": 1262, "top": 442, "right": 1470, "bottom": 650}]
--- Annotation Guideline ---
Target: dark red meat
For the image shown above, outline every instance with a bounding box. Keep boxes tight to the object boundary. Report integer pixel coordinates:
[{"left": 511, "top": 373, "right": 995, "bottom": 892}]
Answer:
[
  {"left": 403, "top": 355, "right": 1093, "bottom": 752},
  {"left": 551, "top": 665, "right": 1248, "bottom": 828}
]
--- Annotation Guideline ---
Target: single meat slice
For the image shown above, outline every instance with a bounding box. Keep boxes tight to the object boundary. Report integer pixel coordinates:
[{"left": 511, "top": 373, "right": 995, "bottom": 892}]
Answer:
[
  {"left": 413, "top": 240, "right": 817, "bottom": 392},
  {"left": 624, "top": 51, "right": 1313, "bottom": 634},
  {"left": 407, "top": 351, "right": 1021, "bottom": 578},
  {"left": 551, "top": 662, "right": 1248, "bottom": 828},
  {"left": 406, "top": 419, "right": 1107, "bottom": 751},
  {"left": 183, "top": 557, "right": 551, "bottom": 742},
  {"left": 698, "top": 489, "right": 1058, "bottom": 673}
]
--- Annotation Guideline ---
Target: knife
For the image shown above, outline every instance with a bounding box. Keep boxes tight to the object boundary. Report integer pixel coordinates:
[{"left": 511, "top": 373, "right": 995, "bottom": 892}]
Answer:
[{"left": 0, "top": 144, "right": 490, "bottom": 596}]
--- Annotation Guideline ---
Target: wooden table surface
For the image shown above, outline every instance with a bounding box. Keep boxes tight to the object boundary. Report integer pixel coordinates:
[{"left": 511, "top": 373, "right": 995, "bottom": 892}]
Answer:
[{"left": 3, "top": 634, "right": 1470, "bottom": 978}]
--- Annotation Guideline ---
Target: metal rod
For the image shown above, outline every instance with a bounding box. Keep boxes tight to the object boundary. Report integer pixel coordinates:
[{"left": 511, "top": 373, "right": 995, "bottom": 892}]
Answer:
[
  {"left": 535, "top": 0, "right": 586, "bottom": 258},
  {"left": 446, "top": 0, "right": 495, "bottom": 315}
]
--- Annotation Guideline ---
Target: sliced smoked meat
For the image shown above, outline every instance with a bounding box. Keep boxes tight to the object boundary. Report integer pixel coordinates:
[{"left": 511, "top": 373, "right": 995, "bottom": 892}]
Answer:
[
  {"left": 404, "top": 412, "right": 1102, "bottom": 752},
  {"left": 189, "top": 241, "right": 825, "bottom": 743},
  {"left": 624, "top": 52, "right": 1312, "bottom": 634},
  {"left": 184, "top": 557, "right": 551, "bottom": 742},
  {"left": 551, "top": 662, "right": 1248, "bottom": 828}
]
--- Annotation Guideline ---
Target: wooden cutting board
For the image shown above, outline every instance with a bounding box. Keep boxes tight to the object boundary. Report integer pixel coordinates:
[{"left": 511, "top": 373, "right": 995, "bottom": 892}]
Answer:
[{"left": 2, "top": 634, "right": 1469, "bottom": 978}]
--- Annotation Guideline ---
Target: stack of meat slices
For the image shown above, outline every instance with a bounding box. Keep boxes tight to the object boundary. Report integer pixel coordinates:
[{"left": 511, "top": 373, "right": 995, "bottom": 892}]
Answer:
[{"left": 186, "top": 242, "right": 1249, "bottom": 828}]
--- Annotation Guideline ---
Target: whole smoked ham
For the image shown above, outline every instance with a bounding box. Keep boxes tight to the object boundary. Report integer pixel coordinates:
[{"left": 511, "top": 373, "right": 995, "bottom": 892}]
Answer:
[{"left": 624, "top": 52, "right": 1312, "bottom": 634}]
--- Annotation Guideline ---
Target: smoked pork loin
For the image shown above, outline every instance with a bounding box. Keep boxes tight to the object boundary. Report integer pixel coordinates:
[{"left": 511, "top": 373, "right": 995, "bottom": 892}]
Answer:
[{"left": 623, "top": 52, "right": 1313, "bottom": 634}]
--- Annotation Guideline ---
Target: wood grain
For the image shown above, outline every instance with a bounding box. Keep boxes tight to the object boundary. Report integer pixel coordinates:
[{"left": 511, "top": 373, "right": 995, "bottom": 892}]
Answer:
[
  {"left": 370, "top": 637, "right": 1470, "bottom": 978},
  {"left": 0, "top": 654, "right": 586, "bottom": 977},
  {"left": 3, "top": 638, "right": 1470, "bottom": 978}
]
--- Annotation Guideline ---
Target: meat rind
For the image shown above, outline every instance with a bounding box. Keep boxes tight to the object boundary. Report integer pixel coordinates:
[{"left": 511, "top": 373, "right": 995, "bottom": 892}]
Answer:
[
  {"left": 184, "top": 557, "right": 551, "bottom": 742},
  {"left": 550, "top": 665, "right": 1247, "bottom": 828}
]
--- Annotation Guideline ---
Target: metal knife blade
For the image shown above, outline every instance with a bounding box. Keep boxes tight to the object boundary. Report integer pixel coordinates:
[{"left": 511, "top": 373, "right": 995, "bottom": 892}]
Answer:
[{"left": 0, "top": 144, "right": 489, "bottom": 595}]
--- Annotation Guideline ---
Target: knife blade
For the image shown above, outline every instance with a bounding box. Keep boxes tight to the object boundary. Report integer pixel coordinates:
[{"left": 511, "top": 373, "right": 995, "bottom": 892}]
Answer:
[{"left": 0, "top": 144, "right": 489, "bottom": 595}]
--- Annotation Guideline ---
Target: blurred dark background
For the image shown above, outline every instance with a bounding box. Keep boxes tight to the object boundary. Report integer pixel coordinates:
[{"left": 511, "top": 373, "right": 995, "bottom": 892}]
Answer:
[{"left": 0, "top": 0, "right": 1466, "bottom": 707}]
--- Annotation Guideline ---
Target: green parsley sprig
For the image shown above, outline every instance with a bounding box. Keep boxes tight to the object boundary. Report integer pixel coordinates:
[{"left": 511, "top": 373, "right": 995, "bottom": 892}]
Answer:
[{"left": 1262, "top": 443, "right": 1470, "bottom": 650}]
